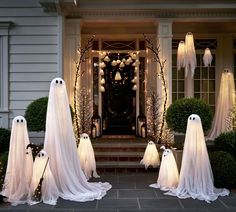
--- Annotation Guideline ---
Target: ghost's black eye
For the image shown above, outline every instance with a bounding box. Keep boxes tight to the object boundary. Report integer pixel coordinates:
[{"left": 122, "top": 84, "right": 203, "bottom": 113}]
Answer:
[
  {"left": 60, "top": 80, "right": 63, "bottom": 84},
  {"left": 17, "top": 119, "right": 19, "bottom": 123},
  {"left": 42, "top": 153, "right": 44, "bottom": 156},
  {"left": 38, "top": 154, "right": 40, "bottom": 157},
  {"left": 189, "top": 117, "right": 192, "bottom": 120},
  {"left": 21, "top": 119, "right": 23, "bottom": 123},
  {"left": 193, "top": 117, "right": 195, "bottom": 120},
  {"left": 56, "top": 80, "right": 58, "bottom": 84}
]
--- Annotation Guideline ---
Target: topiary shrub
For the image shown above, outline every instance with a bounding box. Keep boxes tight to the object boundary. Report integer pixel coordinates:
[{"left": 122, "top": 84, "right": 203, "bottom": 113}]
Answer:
[
  {"left": 25, "top": 97, "right": 48, "bottom": 131},
  {"left": 0, "top": 151, "right": 8, "bottom": 191},
  {"left": 0, "top": 128, "right": 10, "bottom": 154},
  {"left": 25, "top": 97, "right": 74, "bottom": 132},
  {"left": 166, "top": 98, "right": 213, "bottom": 133},
  {"left": 214, "top": 131, "right": 236, "bottom": 159},
  {"left": 209, "top": 151, "right": 236, "bottom": 188}
]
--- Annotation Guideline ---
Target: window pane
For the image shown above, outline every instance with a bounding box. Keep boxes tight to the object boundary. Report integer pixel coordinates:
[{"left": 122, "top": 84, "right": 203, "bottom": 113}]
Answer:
[
  {"left": 172, "top": 80, "right": 177, "bottom": 92},
  {"left": 202, "top": 93, "right": 208, "bottom": 103},
  {"left": 178, "top": 80, "right": 184, "bottom": 91},
  {"left": 178, "top": 93, "right": 184, "bottom": 99},
  {"left": 195, "top": 93, "right": 200, "bottom": 99},
  {"left": 194, "top": 80, "right": 200, "bottom": 92},
  {"left": 202, "top": 68, "right": 208, "bottom": 79},
  {"left": 172, "top": 93, "right": 177, "bottom": 102},
  {"left": 209, "top": 80, "right": 215, "bottom": 92},
  {"left": 172, "top": 68, "right": 177, "bottom": 79},
  {"left": 209, "top": 93, "right": 215, "bottom": 105},
  {"left": 178, "top": 69, "right": 184, "bottom": 79},
  {"left": 202, "top": 80, "right": 208, "bottom": 92},
  {"left": 172, "top": 54, "right": 177, "bottom": 66},
  {"left": 194, "top": 68, "right": 200, "bottom": 79},
  {"left": 209, "top": 67, "right": 215, "bottom": 79}
]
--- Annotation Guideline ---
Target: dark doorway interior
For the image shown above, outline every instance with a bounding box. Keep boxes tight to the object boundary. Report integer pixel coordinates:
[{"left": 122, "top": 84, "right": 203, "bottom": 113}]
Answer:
[{"left": 102, "top": 53, "right": 136, "bottom": 135}]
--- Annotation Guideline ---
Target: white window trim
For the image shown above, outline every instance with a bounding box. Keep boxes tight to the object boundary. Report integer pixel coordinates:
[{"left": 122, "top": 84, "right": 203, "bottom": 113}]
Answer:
[{"left": 0, "top": 22, "right": 11, "bottom": 128}]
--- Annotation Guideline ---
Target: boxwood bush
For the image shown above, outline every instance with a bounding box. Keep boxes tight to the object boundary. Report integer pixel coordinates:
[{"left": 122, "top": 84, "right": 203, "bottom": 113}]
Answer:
[
  {"left": 0, "top": 128, "right": 10, "bottom": 154},
  {"left": 214, "top": 131, "right": 236, "bottom": 159},
  {"left": 25, "top": 97, "right": 74, "bottom": 132},
  {"left": 0, "top": 151, "right": 8, "bottom": 191},
  {"left": 209, "top": 151, "right": 236, "bottom": 188},
  {"left": 166, "top": 98, "right": 213, "bottom": 133}
]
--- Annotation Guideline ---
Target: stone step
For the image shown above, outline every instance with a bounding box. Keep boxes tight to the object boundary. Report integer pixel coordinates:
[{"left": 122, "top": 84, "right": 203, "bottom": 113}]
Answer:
[{"left": 95, "top": 151, "right": 143, "bottom": 157}]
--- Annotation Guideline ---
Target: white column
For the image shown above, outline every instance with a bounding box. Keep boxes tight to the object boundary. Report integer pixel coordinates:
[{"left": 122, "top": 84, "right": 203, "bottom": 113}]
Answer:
[
  {"left": 57, "top": 15, "right": 64, "bottom": 78},
  {"left": 157, "top": 20, "right": 173, "bottom": 106},
  {"left": 0, "top": 22, "right": 11, "bottom": 128}
]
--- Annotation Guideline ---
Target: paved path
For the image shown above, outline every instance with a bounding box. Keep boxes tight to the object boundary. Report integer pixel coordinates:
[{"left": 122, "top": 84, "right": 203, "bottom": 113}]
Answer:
[{"left": 0, "top": 173, "right": 235, "bottom": 212}]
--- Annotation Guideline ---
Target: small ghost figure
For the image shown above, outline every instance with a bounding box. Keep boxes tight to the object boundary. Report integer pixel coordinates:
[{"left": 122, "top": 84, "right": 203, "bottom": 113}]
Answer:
[
  {"left": 78, "top": 133, "right": 100, "bottom": 179},
  {"left": 150, "top": 146, "right": 179, "bottom": 191},
  {"left": 166, "top": 114, "right": 229, "bottom": 202},
  {"left": 29, "top": 150, "right": 59, "bottom": 205},
  {"left": 1, "top": 116, "right": 33, "bottom": 206},
  {"left": 140, "top": 141, "right": 160, "bottom": 169}
]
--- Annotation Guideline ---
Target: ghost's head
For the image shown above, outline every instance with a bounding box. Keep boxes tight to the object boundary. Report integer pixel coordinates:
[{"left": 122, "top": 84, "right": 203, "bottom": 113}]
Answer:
[
  {"left": 52, "top": 77, "right": 64, "bottom": 86},
  {"left": 37, "top": 150, "right": 48, "bottom": 158},
  {"left": 148, "top": 141, "right": 155, "bottom": 145},
  {"left": 81, "top": 133, "right": 90, "bottom": 140},
  {"left": 187, "top": 114, "right": 201, "bottom": 127},
  {"left": 160, "top": 145, "right": 173, "bottom": 157},
  {"left": 224, "top": 68, "right": 231, "bottom": 73},
  {"left": 12, "top": 116, "right": 27, "bottom": 130}
]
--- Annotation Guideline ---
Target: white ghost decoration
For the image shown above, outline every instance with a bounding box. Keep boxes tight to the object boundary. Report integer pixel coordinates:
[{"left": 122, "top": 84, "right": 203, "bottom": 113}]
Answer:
[
  {"left": 140, "top": 141, "right": 160, "bottom": 169},
  {"left": 203, "top": 48, "right": 213, "bottom": 67},
  {"left": 207, "top": 69, "right": 235, "bottom": 140},
  {"left": 150, "top": 146, "right": 179, "bottom": 191},
  {"left": 78, "top": 133, "right": 100, "bottom": 179},
  {"left": 1, "top": 116, "right": 33, "bottom": 206},
  {"left": 166, "top": 114, "right": 229, "bottom": 202},
  {"left": 29, "top": 150, "right": 59, "bottom": 205},
  {"left": 44, "top": 77, "right": 111, "bottom": 202}
]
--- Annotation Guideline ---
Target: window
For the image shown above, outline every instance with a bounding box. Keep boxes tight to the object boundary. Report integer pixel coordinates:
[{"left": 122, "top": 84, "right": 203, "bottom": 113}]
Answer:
[{"left": 194, "top": 53, "right": 216, "bottom": 112}]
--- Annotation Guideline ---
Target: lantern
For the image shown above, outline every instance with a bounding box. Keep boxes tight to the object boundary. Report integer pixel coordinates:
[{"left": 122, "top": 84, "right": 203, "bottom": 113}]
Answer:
[
  {"left": 91, "top": 124, "right": 97, "bottom": 139},
  {"left": 91, "top": 115, "right": 102, "bottom": 137},
  {"left": 137, "top": 115, "right": 146, "bottom": 137}
]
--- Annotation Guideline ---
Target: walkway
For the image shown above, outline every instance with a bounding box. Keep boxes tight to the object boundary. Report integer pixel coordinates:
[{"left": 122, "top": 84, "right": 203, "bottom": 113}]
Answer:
[{"left": 0, "top": 172, "right": 235, "bottom": 212}]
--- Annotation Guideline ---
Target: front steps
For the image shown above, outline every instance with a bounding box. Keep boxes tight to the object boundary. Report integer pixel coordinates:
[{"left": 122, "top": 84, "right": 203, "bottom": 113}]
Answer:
[{"left": 92, "top": 136, "right": 159, "bottom": 173}]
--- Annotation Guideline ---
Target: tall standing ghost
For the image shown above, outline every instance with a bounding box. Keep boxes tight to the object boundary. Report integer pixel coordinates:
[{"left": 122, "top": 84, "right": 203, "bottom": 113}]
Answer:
[
  {"left": 29, "top": 150, "right": 59, "bottom": 205},
  {"left": 140, "top": 141, "right": 160, "bottom": 169},
  {"left": 150, "top": 146, "right": 179, "bottom": 191},
  {"left": 1, "top": 116, "right": 33, "bottom": 205},
  {"left": 166, "top": 114, "right": 229, "bottom": 202},
  {"left": 44, "top": 78, "right": 111, "bottom": 202},
  {"left": 207, "top": 69, "right": 235, "bottom": 140},
  {"left": 78, "top": 133, "right": 100, "bottom": 179}
]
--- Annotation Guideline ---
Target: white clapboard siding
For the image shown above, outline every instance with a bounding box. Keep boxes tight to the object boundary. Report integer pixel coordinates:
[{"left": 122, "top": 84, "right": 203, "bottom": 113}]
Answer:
[
  {"left": 10, "top": 35, "right": 58, "bottom": 45},
  {"left": 10, "top": 91, "right": 49, "bottom": 101},
  {"left": 10, "top": 73, "right": 57, "bottom": 82},
  {"left": 10, "top": 82, "right": 51, "bottom": 91},
  {"left": 10, "top": 63, "right": 58, "bottom": 73},
  {"left": 10, "top": 45, "right": 57, "bottom": 54},
  {"left": 10, "top": 54, "right": 57, "bottom": 63},
  {"left": 0, "top": 0, "right": 60, "bottom": 128},
  {"left": 10, "top": 26, "right": 58, "bottom": 35}
]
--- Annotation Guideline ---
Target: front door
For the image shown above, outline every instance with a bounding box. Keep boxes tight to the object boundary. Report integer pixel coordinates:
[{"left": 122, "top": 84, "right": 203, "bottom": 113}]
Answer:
[{"left": 102, "top": 53, "right": 136, "bottom": 135}]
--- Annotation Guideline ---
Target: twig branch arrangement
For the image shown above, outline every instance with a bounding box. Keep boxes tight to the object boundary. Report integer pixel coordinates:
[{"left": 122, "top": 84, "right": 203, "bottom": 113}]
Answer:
[
  {"left": 73, "top": 36, "right": 95, "bottom": 140},
  {"left": 143, "top": 34, "right": 168, "bottom": 146}
]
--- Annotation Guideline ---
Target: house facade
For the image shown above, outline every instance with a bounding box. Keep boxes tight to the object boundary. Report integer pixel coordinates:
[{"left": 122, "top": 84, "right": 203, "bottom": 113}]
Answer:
[{"left": 0, "top": 0, "right": 236, "bottom": 136}]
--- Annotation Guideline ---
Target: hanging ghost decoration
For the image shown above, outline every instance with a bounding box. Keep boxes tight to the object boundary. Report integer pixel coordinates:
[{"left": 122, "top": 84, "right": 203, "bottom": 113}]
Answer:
[
  {"left": 166, "top": 114, "right": 229, "bottom": 202},
  {"left": 207, "top": 69, "right": 235, "bottom": 140},
  {"left": 1, "top": 116, "right": 33, "bottom": 206},
  {"left": 177, "top": 41, "right": 186, "bottom": 71},
  {"left": 140, "top": 141, "right": 160, "bottom": 169},
  {"left": 185, "top": 32, "right": 197, "bottom": 78},
  {"left": 44, "top": 77, "right": 111, "bottom": 202},
  {"left": 150, "top": 146, "right": 179, "bottom": 191},
  {"left": 78, "top": 133, "right": 100, "bottom": 179},
  {"left": 203, "top": 48, "right": 213, "bottom": 67},
  {"left": 29, "top": 150, "right": 59, "bottom": 205}
]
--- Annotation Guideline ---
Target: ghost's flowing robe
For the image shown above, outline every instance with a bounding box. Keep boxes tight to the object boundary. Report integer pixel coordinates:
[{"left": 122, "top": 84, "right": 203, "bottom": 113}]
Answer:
[
  {"left": 166, "top": 114, "right": 229, "bottom": 202},
  {"left": 78, "top": 133, "right": 99, "bottom": 179},
  {"left": 1, "top": 116, "right": 33, "bottom": 206},
  {"left": 150, "top": 147, "right": 179, "bottom": 191},
  {"left": 140, "top": 141, "right": 160, "bottom": 169},
  {"left": 44, "top": 78, "right": 111, "bottom": 202}
]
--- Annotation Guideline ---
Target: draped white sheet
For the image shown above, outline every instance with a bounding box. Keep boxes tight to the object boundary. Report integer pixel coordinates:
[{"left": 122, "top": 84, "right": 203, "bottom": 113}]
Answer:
[
  {"left": 177, "top": 41, "right": 186, "bottom": 71},
  {"left": 1, "top": 116, "right": 33, "bottom": 206},
  {"left": 78, "top": 133, "right": 100, "bottom": 179},
  {"left": 150, "top": 147, "right": 179, "bottom": 191},
  {"left": 207, "top": 70, "right": 235, "bottom": 140},
  {"left": 140, "top": 141, "right": 160, "bottom": 169},
  {"left": 166, "top": 114, "right": 229, "bottom": 202},
  {"left": 44, "top": 78, "right": 111, "bottom": 202},
  {"left": 29, "top": 150, "right": 59, "bottom": 205}
]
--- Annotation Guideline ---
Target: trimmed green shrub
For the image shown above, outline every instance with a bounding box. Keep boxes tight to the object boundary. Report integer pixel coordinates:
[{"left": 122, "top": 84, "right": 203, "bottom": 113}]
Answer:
[
  {"left": 0, "top": 128, "right": 10, "bottom": 154},
  {"left": 0, "top": 151, "right": 8, "bottom": 191},
  {"left": 166, "top": 98, "right": 213, "bottom": 133},
  {"left": 25, "top": 97, "right": 74, "bottom": 132},
  {"left": 214, "top": 131, "right": 236, "bottom": 159},
  {"left": 209, "top": 151, "right": 236, "bottom": 188},
  {"left": 25, "top": 97, "right": 48, "bottom": 131}
]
